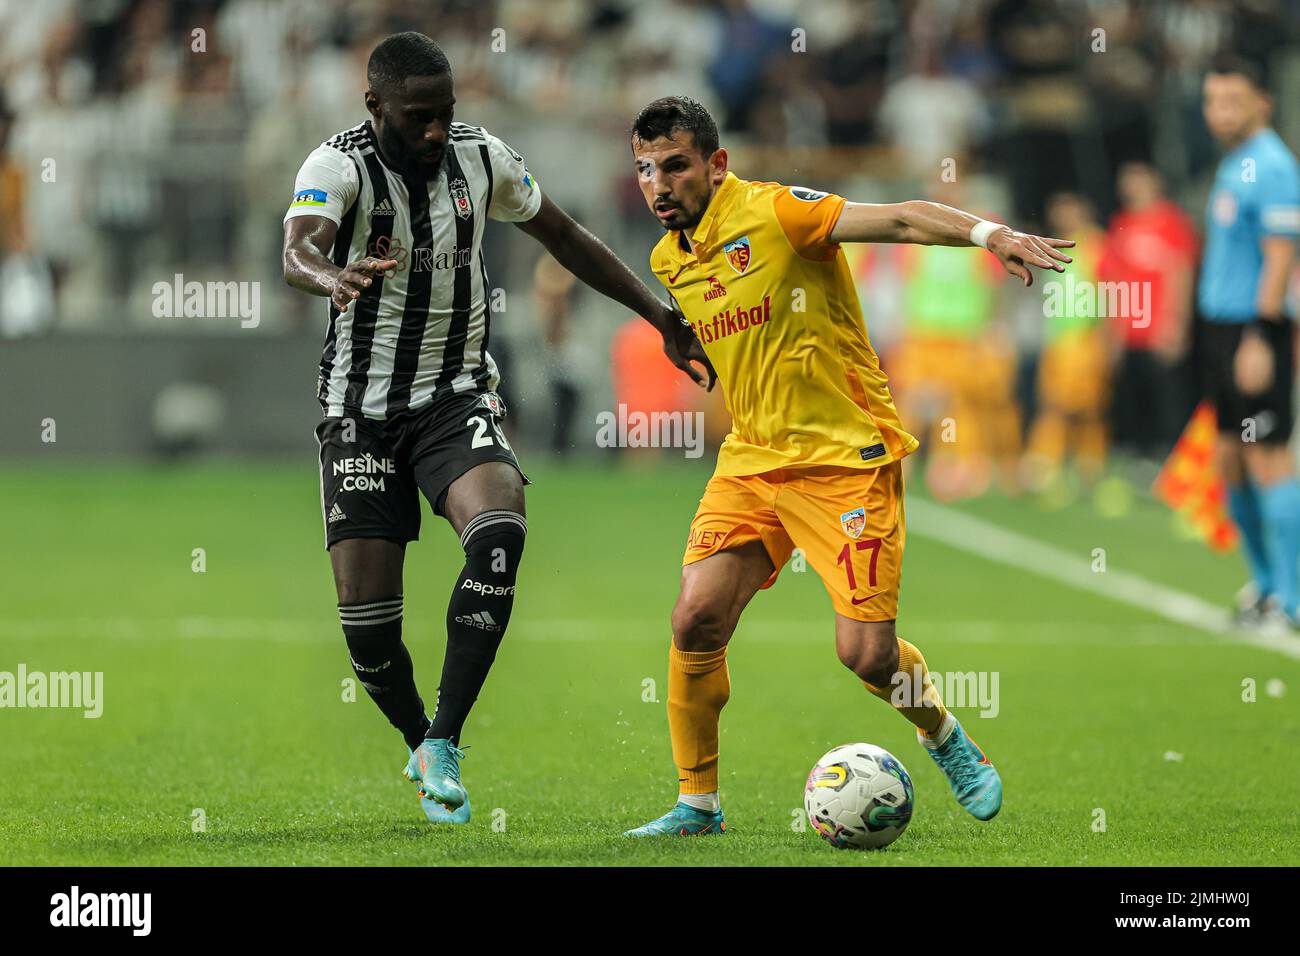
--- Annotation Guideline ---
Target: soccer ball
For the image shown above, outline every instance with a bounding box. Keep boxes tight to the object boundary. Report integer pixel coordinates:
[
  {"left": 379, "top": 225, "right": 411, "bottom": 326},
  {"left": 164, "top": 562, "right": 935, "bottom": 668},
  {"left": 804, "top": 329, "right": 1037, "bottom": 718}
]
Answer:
[{"left": 804, "top": 742, "right": 914, "bottom": 850}]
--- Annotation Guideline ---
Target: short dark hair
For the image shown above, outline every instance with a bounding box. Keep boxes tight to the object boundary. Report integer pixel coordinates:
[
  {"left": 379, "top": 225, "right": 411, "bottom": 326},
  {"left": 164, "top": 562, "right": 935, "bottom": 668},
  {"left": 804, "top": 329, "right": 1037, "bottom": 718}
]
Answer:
[
  {"left": 631, "top": 96, "right": 719, "bottom": 157},
  {"left": 1208, "top": 52, "right": 1267, "bottom": 92},
  {"left": 368, "top": 32, "right": 452, "bottom": 96}
]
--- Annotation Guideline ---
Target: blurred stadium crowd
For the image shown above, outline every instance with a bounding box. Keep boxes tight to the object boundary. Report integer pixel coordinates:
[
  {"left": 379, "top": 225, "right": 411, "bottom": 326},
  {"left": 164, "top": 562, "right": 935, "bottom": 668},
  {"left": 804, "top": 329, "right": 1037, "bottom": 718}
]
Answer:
[{"left": 1, "top": 0, "right": 1298, "bottom": 497}]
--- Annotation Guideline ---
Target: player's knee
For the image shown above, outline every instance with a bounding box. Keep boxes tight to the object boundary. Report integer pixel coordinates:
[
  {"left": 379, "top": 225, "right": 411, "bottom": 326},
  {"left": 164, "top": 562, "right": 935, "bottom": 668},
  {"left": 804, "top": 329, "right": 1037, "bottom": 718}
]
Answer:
[
  {"left": 452, "top": 511, "right": 526, "bottom": 637},
  {"left": 335, "top": 579, "right": 388, "bottom": 607},
  {"left": 671, "top": 597, "right": 730, "bottom": 651},
  {"left": 460, "top": 510, "right": 527, "bottom": 574},
  {"left": 339, "top": 594, "right": 403, "bottom": 666},
  {"left": 837, "top": 621, "right": 898, "bottom": 683}
]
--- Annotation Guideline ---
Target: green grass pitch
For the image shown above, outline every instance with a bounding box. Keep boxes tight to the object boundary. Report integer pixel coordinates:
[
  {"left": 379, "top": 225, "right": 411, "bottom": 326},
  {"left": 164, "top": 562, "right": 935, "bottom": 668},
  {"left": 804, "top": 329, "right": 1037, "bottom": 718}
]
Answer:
[{"left": 0, "top": 459, "right": 1296, "bottom": 866}]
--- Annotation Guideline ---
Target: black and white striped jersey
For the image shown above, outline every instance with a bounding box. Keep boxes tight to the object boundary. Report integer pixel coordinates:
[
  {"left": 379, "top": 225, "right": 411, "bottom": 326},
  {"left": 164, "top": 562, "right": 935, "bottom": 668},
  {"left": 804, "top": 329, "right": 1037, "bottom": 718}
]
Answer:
[{"left": 284, "top": 120, "right": 541, "bottom": 420}]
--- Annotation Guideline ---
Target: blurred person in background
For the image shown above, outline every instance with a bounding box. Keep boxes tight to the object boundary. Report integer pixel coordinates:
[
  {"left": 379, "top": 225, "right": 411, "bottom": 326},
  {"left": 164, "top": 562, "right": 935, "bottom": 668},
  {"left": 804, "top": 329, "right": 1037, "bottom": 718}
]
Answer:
[
  {"left": 988, "top": 0, "right": 1090, "bottom": 223},
  {"left": 815, "top": 0, "right": 894, "bottom": 146},
  {"left": 877, "top": 45, "right": 990, "bottom": 179},
  {"left": 705, "top": 0, "right": 793, "bottom": 136},
  {"left": 1197, "top": 55, "right": 1300, "bottom": 633},
  {"left": 532, "top": 252, "right": 582, "bottom": 455},
  {"left": 0, "top": 93, "right": 53, "bottom": 336},
  {"left": 890, "top": 179, "right": 1020, "bottom": 500},
  {"left": 1099, "top": 160, "right": 1198, "bottom": 463},
  {"left": 1023, "top": 192, "right": 1111, "bottom": 504},
  {"left": 610, "top": 311, "right": 726, "bottom": 463},
  {"left": 0, "top": 96, "right": 30, "bottom": 259},
  {"left": 1080, "top": 0, "right": 1160, "bottom": 206}
]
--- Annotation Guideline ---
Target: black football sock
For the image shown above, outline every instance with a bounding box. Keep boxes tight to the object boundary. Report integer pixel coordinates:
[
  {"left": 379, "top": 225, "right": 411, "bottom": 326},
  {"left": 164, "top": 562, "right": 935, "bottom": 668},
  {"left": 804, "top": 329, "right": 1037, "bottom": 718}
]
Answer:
[
  {"left": 339, "top": 596, "right": 430, "bottom": 751},
  {"left": 427, "top": 510, "right": 527, "bottom": 745}
]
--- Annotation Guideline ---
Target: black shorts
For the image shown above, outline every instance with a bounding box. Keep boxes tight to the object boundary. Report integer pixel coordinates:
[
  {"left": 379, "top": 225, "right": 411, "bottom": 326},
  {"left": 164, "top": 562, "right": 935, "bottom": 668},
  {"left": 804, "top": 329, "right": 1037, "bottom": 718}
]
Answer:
[
  {"left": 1199, "top": 318, "right": 1295, "bottom": 445},
  {"left": 316, "top": 391, "right": 528, "bottom": 549}
]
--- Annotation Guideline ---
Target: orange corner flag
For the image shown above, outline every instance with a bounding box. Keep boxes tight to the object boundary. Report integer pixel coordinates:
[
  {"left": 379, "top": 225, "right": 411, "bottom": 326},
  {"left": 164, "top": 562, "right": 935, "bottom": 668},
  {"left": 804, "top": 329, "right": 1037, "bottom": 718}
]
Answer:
[{"left": 1153, "top": 401, "right": 1237, "bottom": 552}]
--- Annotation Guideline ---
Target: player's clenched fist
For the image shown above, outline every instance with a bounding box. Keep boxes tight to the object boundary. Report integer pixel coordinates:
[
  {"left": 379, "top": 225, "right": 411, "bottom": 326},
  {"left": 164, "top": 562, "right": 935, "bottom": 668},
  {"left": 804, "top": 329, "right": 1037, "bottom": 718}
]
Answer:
[
  {"left": 661, "top": 306, "right": 716, "bottom": 391},
  {"left": 332, "top": 257, "right": 399, "bottom": 313}
]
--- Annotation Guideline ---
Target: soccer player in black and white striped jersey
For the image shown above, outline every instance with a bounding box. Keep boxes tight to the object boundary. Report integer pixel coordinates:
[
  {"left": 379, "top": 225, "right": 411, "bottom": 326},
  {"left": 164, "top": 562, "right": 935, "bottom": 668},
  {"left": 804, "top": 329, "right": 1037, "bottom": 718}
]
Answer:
[{"left": 283, "top": 32, "right": 713, "bottom": 824}]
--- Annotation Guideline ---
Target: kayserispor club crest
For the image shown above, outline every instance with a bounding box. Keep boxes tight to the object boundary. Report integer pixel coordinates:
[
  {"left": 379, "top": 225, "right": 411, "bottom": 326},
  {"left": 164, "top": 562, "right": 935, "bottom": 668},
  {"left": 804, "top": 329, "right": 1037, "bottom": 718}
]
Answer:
[
  {"left": 840, "top": 506, "right": 866, "bottom": 539},
  {"left": 723, "top": 235, "right": 751, "bottom": 275},
  {"left": 450, "top": 179, "right": 473, "bottom": 220}
]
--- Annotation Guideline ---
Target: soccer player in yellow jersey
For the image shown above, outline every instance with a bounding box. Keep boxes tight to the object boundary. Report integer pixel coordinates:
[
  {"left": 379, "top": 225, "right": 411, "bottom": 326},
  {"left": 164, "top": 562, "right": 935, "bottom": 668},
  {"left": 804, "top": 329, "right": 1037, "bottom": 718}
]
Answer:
[{"left": 623, "top": 97, "right": 1074, "bottom": 837}]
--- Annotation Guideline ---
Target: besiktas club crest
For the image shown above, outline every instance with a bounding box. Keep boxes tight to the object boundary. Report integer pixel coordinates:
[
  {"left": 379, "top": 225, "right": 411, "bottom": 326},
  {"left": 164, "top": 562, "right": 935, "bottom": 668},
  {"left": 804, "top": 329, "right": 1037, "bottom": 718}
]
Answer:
[
  {"left": 723, "top": 235, "right": 752, "bottom": 275},
  {"left": 449, "top": 179, "right": 473, "bottom": 220}
]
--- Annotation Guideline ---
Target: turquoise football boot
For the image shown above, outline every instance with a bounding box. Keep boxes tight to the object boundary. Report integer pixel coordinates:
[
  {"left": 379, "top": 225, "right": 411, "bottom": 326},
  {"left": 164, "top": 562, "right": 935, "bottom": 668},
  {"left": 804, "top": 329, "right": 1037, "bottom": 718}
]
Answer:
[
  {"left": 921, "top": 713, "right": 1002, "bottom": 821},
  {"left": 403, "top": 739, "right": 468, "bottom": 810},
  {"left": 623, "top": 802, "right": 727, "bottom": 837},
  {"left": 420, "top": 790, "right": 471, "bottom": 825}
]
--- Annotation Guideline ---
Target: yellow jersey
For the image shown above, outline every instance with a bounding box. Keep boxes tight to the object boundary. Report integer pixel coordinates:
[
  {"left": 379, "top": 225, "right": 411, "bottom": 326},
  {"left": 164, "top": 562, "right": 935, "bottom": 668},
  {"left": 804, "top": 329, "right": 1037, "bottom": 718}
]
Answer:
[{"left": 651, "top": 172, "right": 918, "bottom": 477}]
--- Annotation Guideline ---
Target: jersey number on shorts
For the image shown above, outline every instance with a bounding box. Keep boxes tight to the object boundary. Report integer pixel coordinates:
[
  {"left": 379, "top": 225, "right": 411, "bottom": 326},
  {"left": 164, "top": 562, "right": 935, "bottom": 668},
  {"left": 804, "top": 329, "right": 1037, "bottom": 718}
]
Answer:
[
  {"left": 466, "top": 413, "right": 511, "bottom": 451},
  {"left": 837, "top": 539, "right": 882, "bottom": 590}
]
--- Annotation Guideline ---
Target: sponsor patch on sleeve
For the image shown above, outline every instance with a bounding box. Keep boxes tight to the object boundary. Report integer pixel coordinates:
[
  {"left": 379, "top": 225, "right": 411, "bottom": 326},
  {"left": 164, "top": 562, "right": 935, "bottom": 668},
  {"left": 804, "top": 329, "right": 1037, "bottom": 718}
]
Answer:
[
  {"left": 790, "top": 186, "right": 829, "bottom": 202},
  {"left": 291, "top": 188, "right": 328, "bottom": 207},
  {"left": 522, "top": 169, "right": 536, "bottom": 191},
  {"left": 1262, "top": 205, "right": 1300, "bottom": 234}
]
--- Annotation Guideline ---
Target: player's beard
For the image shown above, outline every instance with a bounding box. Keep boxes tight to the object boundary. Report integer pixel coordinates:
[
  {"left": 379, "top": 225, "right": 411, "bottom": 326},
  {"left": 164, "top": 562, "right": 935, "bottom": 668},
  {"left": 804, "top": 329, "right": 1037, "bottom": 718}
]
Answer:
[
  {"left": 658, "top": 198, "right": 706, "bottom": 232},
  {"left": 376, "top": 121, "right": 444, "bottom": 182}
]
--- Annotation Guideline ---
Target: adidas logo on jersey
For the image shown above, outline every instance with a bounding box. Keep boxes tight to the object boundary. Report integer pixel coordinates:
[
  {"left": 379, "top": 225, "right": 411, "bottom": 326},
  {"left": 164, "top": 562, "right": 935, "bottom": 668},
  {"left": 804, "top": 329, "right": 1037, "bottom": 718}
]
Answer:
[
  {"left": 454, "top": 610, "right": 501, "bottom": 632},
  {"left": 370, "top": 197, "right": 397, "bottom": 216},
  {"left": 328, "top": 503, "right": 347, "bottom": 523}
]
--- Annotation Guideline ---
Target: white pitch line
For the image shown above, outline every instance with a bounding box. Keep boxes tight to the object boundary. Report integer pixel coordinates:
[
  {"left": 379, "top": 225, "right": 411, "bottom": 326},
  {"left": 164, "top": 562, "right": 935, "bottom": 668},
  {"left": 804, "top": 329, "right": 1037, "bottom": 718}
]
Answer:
[
  {"left": 907, "top": 497, "right": 1300, "bottom": 662},
  {"left": 1, "top": 504, "right": 1297, "bottom": 661}
]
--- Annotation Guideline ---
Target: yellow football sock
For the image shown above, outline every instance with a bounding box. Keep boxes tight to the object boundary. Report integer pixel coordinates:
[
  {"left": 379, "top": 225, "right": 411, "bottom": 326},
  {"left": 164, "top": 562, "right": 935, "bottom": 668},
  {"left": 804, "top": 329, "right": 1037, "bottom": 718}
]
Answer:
[
  {"left": 667, "top": 643, "right": 730, "bottom": 794},
  {"left": 862, "top": 637, "right": 948, "bottom": 737}
]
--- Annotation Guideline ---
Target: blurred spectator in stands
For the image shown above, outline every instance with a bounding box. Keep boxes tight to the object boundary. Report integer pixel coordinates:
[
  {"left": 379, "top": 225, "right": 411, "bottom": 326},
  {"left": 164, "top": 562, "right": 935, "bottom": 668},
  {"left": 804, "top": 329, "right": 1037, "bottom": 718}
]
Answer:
[
  {"left": 1156, "top": 0, "right": 1234, "bottom": 179},
  {"left": 619, "top": 0, "right": 719, "bottom": 114},
  {"left": 988, "top": 0, "right": 1090, "bottom": 222},
  {"left": 0, "top": 96, "right": 31, "bottom": 261},
  {"left": 815, "top": 0, "right": 894, "bottom": 145},
  {"left": 0, "top": 93, "right": 54, "bottom": 336},
  {"left": 942, "top": 2, "right": 1002, "bottom": 92},
  {"left": 1082, "top": 0, "right": 1161, "bottom": 211},
  {"left": 1099, "top": 161, "right": 1198, "bottom": 462},
  {"left": 705, "top": 0, "right": 793, "bottom": 135},
  {"left": 878, "top": 44, "right": 990, "bottom": 178}
]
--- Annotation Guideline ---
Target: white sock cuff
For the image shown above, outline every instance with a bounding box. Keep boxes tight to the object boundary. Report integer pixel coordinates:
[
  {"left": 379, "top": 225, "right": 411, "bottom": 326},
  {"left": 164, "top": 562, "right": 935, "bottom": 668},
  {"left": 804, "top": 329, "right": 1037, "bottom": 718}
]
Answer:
[
  {"left": 919, "top": 711, "right": 957, "bottom": 749},
  {"left": 679, "top": 791, "right": 721, "bottom": 812}
]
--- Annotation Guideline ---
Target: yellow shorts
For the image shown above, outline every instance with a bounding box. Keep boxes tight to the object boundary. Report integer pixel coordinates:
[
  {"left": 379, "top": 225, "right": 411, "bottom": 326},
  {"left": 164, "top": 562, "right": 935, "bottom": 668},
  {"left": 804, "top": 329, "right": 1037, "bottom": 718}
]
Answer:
[
  {"left": 1039, "top": 329, "right": 1109, "bottom": 415},
  {"left": 682, "top": 462, "right": 905, "bottom": 622}
]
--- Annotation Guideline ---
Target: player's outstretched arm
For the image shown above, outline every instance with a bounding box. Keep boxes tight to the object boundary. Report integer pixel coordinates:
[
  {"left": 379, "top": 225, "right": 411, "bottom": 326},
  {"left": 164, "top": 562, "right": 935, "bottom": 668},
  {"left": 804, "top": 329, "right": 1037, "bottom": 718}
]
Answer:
[
  {"left": 282, "top": 216, "right": 398, "bottom": 315},
  {"left": 516, "top": 194, "right": 715, "bottom": 389},
  {"left": 829, "top": 200, "right": 1074, "bottom": 287}
]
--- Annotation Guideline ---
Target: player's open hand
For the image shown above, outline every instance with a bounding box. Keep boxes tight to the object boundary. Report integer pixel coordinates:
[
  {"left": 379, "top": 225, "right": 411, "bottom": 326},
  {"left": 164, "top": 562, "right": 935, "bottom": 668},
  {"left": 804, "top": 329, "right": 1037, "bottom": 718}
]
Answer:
[
  {"left": 332, "top": 257, "right": 399, "bottom": 313},
  {"left": 662, "top": 308, "right": 716, "bottom": 391},
  {"left": 987, "top": 229, "right": 1075, "bottom": 287}
]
